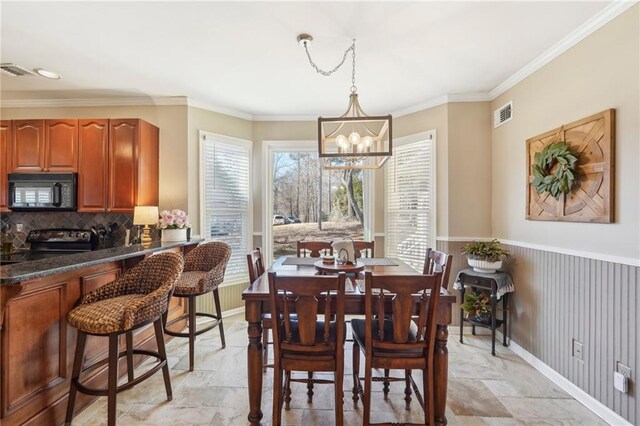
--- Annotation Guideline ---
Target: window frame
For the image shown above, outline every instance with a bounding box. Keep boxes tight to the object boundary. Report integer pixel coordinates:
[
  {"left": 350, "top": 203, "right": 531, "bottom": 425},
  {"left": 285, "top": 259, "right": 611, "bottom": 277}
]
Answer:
[
  {"left": 262, "top": 140, "right": 374, "bottom": 266},
  {"left": 199, "top": 130, "right": 253, "bottom": 286},
  {"left": 384, "top": 130, "right": 436, "bottom": 271}
]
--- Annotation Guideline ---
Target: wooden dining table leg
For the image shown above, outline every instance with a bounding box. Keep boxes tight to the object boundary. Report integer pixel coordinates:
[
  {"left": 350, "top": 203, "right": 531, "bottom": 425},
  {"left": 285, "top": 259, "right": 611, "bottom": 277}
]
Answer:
[
  {"left": 434, "top": 324, "right": 449, "bottom": 426},
  {"left": 246, "top": 301, "right": 264, "bottom": 425}
]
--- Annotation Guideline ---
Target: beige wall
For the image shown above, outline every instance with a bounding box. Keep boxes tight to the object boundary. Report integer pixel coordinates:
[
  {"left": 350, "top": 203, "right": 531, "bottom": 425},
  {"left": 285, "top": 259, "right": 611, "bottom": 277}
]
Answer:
[
  {"left": 491, "top": 5, "right": 640, "bottom": 259},
  {"left": 186, "top": 106, "right": 252, "bottom": 234},
  {"left": 0, "top": 104, "right": 189, "bottom": 213},
  {"left": 447, "top": 102, "right": 493, "bottom": 238}
]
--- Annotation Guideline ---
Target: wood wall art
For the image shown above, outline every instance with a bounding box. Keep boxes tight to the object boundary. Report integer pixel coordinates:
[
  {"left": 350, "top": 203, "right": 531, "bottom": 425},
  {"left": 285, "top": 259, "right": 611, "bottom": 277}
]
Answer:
[{"left": 526, "top": 109, "right": 614, "bottom": 223}]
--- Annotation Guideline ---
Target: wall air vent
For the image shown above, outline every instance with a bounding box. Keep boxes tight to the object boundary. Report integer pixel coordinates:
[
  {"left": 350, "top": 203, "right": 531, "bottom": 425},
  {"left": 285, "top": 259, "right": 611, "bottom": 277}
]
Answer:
[
  {"left": 0, "top": 63, "right": 36, "bottom": 77},
  {"left": 494, "top": 101, "right": 513, "bottom": 128}
]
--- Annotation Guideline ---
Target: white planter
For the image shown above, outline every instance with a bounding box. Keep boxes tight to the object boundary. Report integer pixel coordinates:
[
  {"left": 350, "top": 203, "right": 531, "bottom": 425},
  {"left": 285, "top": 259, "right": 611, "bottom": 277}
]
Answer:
[
  {"left": 467, "top": 258, "right": 502, "bottom": 273},
  {"left": 161, "top": 228, "right": 188, "bottom": 242}
]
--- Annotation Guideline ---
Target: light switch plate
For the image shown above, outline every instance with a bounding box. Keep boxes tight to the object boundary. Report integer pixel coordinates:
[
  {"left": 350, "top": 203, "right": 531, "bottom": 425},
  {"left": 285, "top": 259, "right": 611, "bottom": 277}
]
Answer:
[{"left": 614, "top": 371, "right": 628, "bottom": 393}]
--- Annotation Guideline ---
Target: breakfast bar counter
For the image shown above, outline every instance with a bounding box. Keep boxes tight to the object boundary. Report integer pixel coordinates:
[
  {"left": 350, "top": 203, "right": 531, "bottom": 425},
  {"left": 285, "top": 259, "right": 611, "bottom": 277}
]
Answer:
[{"left": 0, "top": 239, "right": 201, "bottom": 426}]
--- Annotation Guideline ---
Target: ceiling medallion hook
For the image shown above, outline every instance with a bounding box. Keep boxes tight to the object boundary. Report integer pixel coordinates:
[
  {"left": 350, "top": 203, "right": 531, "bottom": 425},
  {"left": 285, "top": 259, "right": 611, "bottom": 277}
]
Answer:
[{"left": 297, "top": 33, "right": 393, "bottom": 170}]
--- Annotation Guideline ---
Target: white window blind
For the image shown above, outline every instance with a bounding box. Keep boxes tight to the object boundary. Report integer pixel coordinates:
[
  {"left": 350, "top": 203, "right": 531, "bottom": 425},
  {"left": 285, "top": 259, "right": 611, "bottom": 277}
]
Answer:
[
  {"left": 201, "top": 133, "right": 252, "bottom": 282},
  {"left": 385, "top": 137, "right": 434, "bottom": 272}
]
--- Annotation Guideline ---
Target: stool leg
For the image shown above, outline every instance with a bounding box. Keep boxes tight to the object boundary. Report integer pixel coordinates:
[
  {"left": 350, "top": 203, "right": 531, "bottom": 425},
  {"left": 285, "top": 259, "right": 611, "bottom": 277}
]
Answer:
[
  {"left": 126, "top": 330, "right": 134, "bottom": 382},
  {"left": 213, "top": 288, "right": 226, "bottom": 348},
  {"left": 154, "top": 318, "right": 173, "bottom": 400},
  {"left": 188, "top": 295, "right": 196, "bottom": 371},
  {"left": 107, "top": 334, "right": 119, "bottom": 426},
  {"left": 65, "top": 330, "right": 87, "bottom": 425}
]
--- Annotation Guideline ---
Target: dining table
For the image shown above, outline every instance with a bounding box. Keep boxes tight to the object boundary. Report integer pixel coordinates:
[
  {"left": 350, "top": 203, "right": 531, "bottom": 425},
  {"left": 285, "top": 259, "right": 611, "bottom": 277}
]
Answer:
[{"left": 242, "top": 256, "right": 456, "bottom": 425}]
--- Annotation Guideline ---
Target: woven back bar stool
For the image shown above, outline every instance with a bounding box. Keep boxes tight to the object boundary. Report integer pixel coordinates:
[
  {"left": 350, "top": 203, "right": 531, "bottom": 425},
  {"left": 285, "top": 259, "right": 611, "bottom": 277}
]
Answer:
[
  {"left": 164, "top": 241, "right": 231, "bottom": 371},
  {"left": 65, "top": 252, "right": 184, "bottom": 426}
]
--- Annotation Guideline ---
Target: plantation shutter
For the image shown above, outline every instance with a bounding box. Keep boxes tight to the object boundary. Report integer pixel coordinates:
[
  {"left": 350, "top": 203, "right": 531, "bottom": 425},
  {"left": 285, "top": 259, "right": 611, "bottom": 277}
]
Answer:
[
  {"left": 201, "top": 134, "right": 251, "bottom": 281},
  {"left": 385, "top": 137, "right": 434, "bottom": 272}
]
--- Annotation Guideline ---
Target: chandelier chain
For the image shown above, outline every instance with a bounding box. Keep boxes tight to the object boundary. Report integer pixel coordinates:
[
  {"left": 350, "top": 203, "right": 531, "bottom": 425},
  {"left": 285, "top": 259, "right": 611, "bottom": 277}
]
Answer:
[{"left": 303, "top": 39, "right": 357, "bottom": 92}]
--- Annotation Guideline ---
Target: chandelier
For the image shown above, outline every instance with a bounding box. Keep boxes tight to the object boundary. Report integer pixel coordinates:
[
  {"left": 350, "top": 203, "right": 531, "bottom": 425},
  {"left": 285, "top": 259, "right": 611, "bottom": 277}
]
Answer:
[{"left": 298, "top": 34, "right": 392, "bottom": 170}]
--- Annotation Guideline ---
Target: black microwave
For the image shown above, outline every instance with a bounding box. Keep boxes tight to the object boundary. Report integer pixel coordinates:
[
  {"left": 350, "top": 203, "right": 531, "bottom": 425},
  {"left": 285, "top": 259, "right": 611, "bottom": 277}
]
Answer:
[{"left": 8, "top": 173, "right": 77, "bottom": 211}]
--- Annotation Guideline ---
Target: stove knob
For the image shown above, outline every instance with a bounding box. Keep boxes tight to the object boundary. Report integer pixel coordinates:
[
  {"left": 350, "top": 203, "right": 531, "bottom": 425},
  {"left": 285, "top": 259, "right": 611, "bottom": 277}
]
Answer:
[{"left": 82, "top": 232, "right": 89, "bottom": 240}]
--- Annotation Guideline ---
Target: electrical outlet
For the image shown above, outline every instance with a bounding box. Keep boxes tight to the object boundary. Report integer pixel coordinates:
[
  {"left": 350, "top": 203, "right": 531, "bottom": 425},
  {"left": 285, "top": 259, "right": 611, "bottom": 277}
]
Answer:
[
  {"left": 16, "top": 223, "right": 24, "bottom": 233},
  {"left": 616, "top": 362, "right": 632, "bottom": 379},
  {"left": 572, "top": 339, "right": 584, "bottom": 361}
]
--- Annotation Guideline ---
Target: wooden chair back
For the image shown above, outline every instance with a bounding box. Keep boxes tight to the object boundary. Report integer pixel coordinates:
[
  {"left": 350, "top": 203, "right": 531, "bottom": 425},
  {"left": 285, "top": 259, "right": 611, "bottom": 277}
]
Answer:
[
  {"left": 296, "top": 241, "right": 333, "bottom": 258},
  {"left": 268, "top": 272, "right": 346, "bottom": 354},
  {"left": 246, "top": 248, "right": 265, "bottom": 284},
  {"left": 363, "top": 271, "right": 442, "bottom": 356},
  {"left": 353, "top": 241, "right": 375, "bottom": 258},
  {"left": 423, "top": 248, "right": 452, "bottom": 289}
]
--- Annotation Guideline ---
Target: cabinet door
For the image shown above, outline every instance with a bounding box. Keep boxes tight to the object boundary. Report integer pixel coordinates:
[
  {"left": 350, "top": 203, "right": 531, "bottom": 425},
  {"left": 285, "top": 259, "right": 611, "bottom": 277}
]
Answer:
[
  {"left": 108, "top": 119, "right": 138, "bottom": 213},
  {"left": 0, "top": 121, "right": 11, "bottom": 211},
  {"left": 44, "top": 119, "right": 78, "bottom": 172},
  {"left": 78, "top": 119, "right": 108, "bottom": 212},
  {"left": 11, "top": 120, "right": 45, "bottom": 172}
]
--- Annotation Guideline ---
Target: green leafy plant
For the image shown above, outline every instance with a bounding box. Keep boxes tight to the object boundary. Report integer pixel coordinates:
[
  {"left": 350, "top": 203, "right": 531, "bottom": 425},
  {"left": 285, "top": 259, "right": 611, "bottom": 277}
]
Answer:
[
  {"left": 531, "top": 141, "right": 578, "bottom": 199},
  {"left": 460, "top": 291, "right": 492, "bottom": 320},
  {"left": 460, "top": 239, "right": 510, "bottom": 262}
]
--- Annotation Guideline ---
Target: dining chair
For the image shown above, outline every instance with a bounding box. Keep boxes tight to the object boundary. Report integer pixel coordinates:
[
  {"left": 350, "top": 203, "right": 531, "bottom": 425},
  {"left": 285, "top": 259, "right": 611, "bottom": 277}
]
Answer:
[
  {"left": 423, "top": 248, "right": 452, "bottom": 289},
  {"left": 353, "top": 240, "right": 375, "bottom": 258},
  {"left": 246, "top": 248, "right": 272, "bottom": 373},
  {"left": 268, "top": 271, "right": 346, "bottom": 426},
  {"left": 351, "top": 270, "right": 443, "bottom": 426},
  {"left": 297, "top": 240, "right": 333, "bottom": 257},
  {"left": 164, "top": 241, "right": 231, "bottom": 371}
]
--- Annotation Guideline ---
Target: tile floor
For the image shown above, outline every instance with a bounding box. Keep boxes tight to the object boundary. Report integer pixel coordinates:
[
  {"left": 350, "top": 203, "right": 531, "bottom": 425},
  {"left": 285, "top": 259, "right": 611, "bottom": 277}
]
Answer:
[{"left": 72, "top": 314, "right": 607, "bottom": 425}]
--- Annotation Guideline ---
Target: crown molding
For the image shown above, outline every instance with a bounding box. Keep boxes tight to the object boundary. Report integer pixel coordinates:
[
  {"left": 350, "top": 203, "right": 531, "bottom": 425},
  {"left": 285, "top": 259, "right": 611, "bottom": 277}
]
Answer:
[
  {"left": 0, "top": 96, "right": 189, "bottom": 108},
  {"left": 186, "top": 98, "right": 253, "bottom": 121},
  {"left": 489, "top": 0, "right": 638, "bottom": 99}
]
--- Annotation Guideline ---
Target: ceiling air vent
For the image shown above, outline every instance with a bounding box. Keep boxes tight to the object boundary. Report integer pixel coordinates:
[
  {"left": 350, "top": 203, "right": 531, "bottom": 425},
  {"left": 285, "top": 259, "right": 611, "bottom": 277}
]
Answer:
[
  {"left": 0, "top": 63, "right": 36, "bottom": 77},
  {"left": 494, "top": 101, "right": 513, "bottom": 128}
]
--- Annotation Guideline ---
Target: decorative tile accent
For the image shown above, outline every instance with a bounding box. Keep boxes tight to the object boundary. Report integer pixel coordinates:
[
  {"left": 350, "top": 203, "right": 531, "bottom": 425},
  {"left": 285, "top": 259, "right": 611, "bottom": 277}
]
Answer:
[{"left": 0, "top": 211, "right": 156, "bottom": 250}]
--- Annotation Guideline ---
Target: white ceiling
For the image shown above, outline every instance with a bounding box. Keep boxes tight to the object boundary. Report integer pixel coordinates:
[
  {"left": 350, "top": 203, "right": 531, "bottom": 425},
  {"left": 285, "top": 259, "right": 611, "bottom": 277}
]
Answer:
[{"left": 1, "top": 1, "right": 612, "bottom": 118}]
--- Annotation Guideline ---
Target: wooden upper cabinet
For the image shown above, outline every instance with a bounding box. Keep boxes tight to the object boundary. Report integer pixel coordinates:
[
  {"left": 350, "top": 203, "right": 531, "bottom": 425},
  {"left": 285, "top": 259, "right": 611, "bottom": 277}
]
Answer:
[
  {"left": 11, "top": 120, "right": 45, "bottom": 172},
  {"left": 78, "top": 119, "right": 108, "bottom": 212},
  {"left": 44, "top": 119, "right": 78, "bottom": 172},
  {"left": 0, "top": 121, "right": 11, "bottom": 211},
  {"left": 107, "top": 119, "right": 159, "bottom": 213}
]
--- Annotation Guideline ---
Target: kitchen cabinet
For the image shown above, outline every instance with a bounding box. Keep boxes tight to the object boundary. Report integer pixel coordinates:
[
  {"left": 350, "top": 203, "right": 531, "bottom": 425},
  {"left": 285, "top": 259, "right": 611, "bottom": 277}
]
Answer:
[
  {"left": 10, "top": 119, "right": 78, "bottom": 172},
  {"left": 0, "top": 121, "right": 11, "bottom": 211},
  {"left": 78, "top": 119, "right": 109, "bottom": 212},
  {"left": 44, "top": 119, "right": 78, "bottom": 171},
  {"left": 77, "top": 118, "right": 158, "bottom": 213},
  {"left": 107, "top": 119, "right": 159, "bottom": 213},
  {"left": 10, "top": 119, "right": 45, "bottom": 172}
]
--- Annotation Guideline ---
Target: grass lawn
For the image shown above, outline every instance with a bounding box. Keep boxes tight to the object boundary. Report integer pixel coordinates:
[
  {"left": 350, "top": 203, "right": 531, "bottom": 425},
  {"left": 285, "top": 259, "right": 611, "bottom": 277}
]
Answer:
[{"left": 272, "top": 221, "right": 364, "bottom": 256}]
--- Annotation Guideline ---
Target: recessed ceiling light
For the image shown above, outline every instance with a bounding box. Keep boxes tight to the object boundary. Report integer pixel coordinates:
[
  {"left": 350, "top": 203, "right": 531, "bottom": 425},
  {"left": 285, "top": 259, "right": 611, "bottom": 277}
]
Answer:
[{"left": 34, "top": 68, "right": 61, "bottom": 79}]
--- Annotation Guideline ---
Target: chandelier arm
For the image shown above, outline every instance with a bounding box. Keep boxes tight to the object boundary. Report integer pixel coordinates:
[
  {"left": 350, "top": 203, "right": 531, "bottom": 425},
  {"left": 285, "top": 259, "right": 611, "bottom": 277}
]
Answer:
[{"left": 303, "top": 39, "right": 356, "bottom": 78}]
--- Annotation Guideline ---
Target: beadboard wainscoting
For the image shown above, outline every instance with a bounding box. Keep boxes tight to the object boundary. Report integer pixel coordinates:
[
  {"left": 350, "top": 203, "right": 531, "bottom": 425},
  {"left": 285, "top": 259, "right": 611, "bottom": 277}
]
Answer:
[
  {"left": 195, "top": 281, "right": 246, "bottom": 316},
  {"left": 440, "top": 239, "right": 638, "bottom": 424}
]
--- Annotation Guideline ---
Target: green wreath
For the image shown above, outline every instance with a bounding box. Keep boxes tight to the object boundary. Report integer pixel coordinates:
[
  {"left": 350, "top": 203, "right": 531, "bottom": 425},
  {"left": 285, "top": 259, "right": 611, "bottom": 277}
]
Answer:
[{"left": 531, "top": 141, "right": 578, "bottom": 199}]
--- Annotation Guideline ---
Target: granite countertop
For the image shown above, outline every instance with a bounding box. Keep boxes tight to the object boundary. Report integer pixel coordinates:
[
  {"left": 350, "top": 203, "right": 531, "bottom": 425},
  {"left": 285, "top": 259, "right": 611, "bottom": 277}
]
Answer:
[{"left": 0, "top": 239, "right": 203, "bottom": 285}]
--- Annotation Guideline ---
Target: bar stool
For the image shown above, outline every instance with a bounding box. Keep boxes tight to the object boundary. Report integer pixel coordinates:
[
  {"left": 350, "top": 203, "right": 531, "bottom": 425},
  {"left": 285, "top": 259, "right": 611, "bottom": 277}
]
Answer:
[
  {"left": 65, "top": 252, "right": 184, "bottom": 426},
  {"left": 164, "top": 241, "right": 231, "bottom": 371}
]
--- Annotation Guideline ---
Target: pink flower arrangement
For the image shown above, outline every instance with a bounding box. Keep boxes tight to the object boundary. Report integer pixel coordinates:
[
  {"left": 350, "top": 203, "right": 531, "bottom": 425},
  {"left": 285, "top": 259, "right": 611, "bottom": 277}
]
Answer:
[{"left": 158, "top": 209, "right": 190, "bottom": 229}]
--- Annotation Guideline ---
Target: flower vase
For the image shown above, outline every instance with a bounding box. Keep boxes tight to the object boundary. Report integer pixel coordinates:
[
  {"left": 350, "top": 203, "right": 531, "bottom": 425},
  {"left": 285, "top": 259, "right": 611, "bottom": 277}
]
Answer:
[{"left": 161, "top": 228, "right": 187, "bottom": 242}]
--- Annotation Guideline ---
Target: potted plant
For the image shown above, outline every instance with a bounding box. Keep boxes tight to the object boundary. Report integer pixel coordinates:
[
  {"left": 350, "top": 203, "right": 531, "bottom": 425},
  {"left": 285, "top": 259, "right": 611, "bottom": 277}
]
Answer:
[
  {"left": 461, "top": 291, "right": 492, "bottom": 324},
  {"left": 460, "top": 239, "right": 510, "bottom": 273},
  {"left": 159, "top": 209, "right": 191, "bottom": 242}
]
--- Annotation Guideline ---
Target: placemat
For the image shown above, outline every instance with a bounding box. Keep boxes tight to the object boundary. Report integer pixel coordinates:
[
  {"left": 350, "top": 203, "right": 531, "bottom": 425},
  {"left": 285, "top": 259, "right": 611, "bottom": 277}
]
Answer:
[
  {"left": 360, "top": 258, "right": 398, "bottom": 266},
  {"left": 282, "top": 257, "right": 320, "bottom": 266}
]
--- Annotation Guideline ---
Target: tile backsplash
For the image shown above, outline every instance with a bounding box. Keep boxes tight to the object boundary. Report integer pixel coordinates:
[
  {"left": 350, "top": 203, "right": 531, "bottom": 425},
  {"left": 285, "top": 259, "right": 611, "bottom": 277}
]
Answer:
[{"left": 0, "top": 212, "right": 157, "bottom": 250}]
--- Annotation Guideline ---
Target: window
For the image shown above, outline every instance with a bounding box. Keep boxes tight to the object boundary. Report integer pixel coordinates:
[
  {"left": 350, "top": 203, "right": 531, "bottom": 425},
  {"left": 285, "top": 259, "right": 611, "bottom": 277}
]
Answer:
[
  {"left": 385, "top": 132, "right": 435, "bottom": 271},
  {"left": 200, "top": 131, "right": 252, "bottom": 283}
]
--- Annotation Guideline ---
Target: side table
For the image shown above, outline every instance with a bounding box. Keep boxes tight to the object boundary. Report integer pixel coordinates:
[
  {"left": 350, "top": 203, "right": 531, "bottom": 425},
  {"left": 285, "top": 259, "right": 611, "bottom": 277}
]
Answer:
[{"left": 457, "top": 269, "right": 512, "bottom": 356}]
